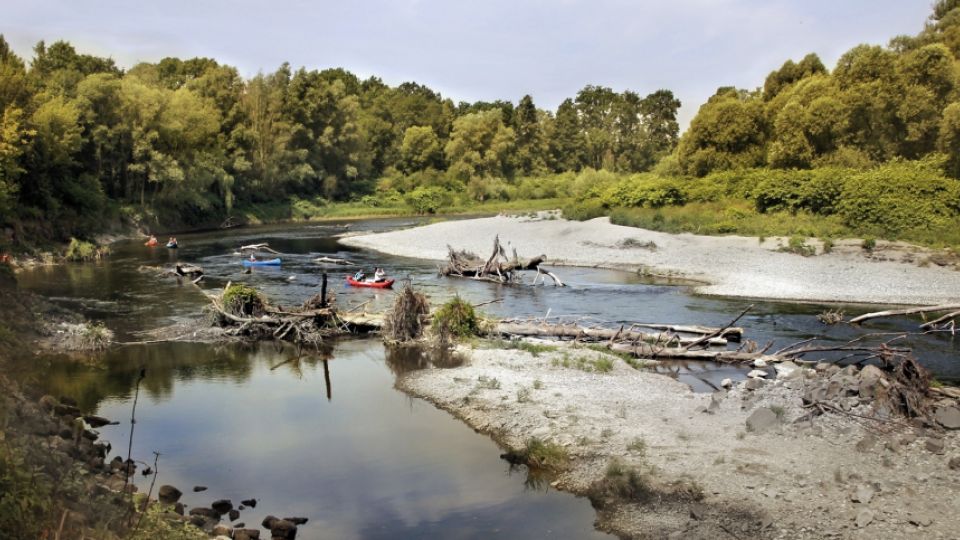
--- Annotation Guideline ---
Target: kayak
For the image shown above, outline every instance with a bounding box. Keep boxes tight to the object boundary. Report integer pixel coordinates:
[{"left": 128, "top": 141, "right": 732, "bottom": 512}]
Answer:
[
  {"left": 166, "top": 243, "right": 178, "bottom": 249},
  {"left": 243, "top": 258, "right": 281, "bottom": 266},
  {"left": 346, "top": 276, "right": 394, "bottom": 289}
]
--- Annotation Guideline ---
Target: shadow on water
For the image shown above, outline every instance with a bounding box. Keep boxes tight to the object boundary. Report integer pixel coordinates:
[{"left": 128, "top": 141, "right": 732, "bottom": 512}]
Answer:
[{"left": 14, "top": 339, "right": 609, "bottom": 540}]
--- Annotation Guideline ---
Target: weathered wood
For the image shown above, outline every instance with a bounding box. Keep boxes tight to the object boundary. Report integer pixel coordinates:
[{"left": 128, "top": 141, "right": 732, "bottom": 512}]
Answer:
[
  {"left": 849, "top": 304, "right": 960, "bottom": 325},
  {"left": 493, "top": 322, "right": 728, "bottom": 346},
  {"left": 314, "top": 256, "right": 354, "bottom": 266},
  {"left": 239, "top": 243, "right": 281, "bottom": 254},
  {"left": 628, "top": 323, "right": 744, "bottom": 340},
  {"left": 919, "top": 310, "right": 960, "bottom": 329},
  {"left": 441, "top": 235, "right": 559, "bottom": 286}
]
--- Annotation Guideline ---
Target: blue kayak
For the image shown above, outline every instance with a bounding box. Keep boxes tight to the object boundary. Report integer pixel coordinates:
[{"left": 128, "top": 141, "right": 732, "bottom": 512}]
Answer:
[{"left": 242, "top": 258, "right": 281, "bottom": 266}]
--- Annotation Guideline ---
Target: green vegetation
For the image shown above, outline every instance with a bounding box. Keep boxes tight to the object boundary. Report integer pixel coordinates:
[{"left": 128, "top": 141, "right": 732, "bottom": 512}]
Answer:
[
  {"left": 591, "top": 458, "right": 652, "bottom": 503},
  {"left": 475, "top": 375, "right": 501, "bottom": 390},
  {"left": 432, "top": 296, "right": 480, "bottom": 339},
  {"left": 221, "top": 284, "right": 266, "bottom": 317},
  {"left": 0, "top": 442, "right": 53, "bottom": 540},
  {"left": 779, "top": 235, "right": 816, "bottom": 256},
  {"left": 552, "top": 351, "right": 616, "bottom": 372},
  {"left": 490, "top": 339, "right": 558, "bottom": 357},
  {"left": 0, "top": 35, "right": 679, "bottom": 247},
  {"left": 64, "top": 237, "right": 108, "bottom": 261},
  {"left": 519, "top": 437, "right": 569, "bottom": 470}
]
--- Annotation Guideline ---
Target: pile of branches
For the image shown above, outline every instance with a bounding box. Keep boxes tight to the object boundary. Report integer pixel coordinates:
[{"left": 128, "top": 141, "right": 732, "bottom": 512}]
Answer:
[
  {"left": 383, "top": 284, "right": 430, "bottom": 343},
  {"left": 206, "top": 282, "right": 367, "bottom": 347},
  {"left": 441, "top": 235, "right": 564, "bottom": 286}
]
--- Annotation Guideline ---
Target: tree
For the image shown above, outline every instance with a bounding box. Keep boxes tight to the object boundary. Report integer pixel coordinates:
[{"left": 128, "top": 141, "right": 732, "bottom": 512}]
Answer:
[
  {"left": 0, "top": 106, "right": 31, "bottom": 215},
  {"left": 677, "top": 89, "right": 767, "bottom": 176},
  {"left": 512, "top": 95, "right": 547, "bottom": 175},
  {"left": 938, "top": 102, "right": 960, "bottom": 177},
  {"left": 444, "top": 109, "right": 516, "bottom": 187},
  {"left": 400, "top": 125, "right": 441, "bottom": 173},
  {"left": 549, "top": 98, "right": 585, "bottom": 172}
]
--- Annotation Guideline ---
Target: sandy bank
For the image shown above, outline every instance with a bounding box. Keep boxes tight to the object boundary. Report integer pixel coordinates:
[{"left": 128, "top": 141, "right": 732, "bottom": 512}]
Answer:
[
  {"left": 341, "top": 214, "right": 960, "bottom": 305},
  {"left": 398, "top": 345, "right": 959, "bottom": 539}
]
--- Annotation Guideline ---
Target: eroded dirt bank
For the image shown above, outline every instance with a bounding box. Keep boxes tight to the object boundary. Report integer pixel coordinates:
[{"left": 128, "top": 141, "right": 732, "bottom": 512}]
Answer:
[{"left": 397, "top": 345, "right": 960, "bottom": 539}]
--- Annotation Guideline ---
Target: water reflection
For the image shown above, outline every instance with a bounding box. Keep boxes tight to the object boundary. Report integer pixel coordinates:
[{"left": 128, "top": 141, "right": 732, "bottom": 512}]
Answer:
[{"left": 17, "top": 340, "right": 609, "bottom": 540}]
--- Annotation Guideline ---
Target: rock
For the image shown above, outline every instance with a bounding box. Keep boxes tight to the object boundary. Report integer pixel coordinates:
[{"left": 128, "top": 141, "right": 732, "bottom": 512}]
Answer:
[
  {"left": 689, "top": 503, "right": 707, "bottom": 520},
  {"left": 752, "top": 358, "right": 767, "bottom": 368},
  {"left": 109, "top": 456, "right": 123, "bottom": 471},
  {"left": 39, "top": 395, "right": 59, "bottom": 411},
  {"left": 720, "top": 378, "right": 733, "bottom": 389},
  {"left": 174, "top": 502, "right": 184, "bottom": 516},
  {"left": 82, "top": 415, "right": 115, "bottom": 428},
  {"left": 899, "top": 432, "right": 917, "bottom": 446},
  {"left": 211, "top": 524, "right": 232, "bottom": 537},
  {"left": 774, "top": 360, "right": 800, "bottom": 380},
  {"left": 934, "top": 406, "right": 960, "bottom": 429},
  {"left": 59, "top": 396, "right": 79, "bottom": 407},
  {"left": 193, "top": 485, "right": 207, "bottom": 492},
  {"left": 284, "top": 517, "right": 309, "bottom": 525},
  {"left": 262, "top": 516, "right": 279, "bottom": 528},
  {"left": 241, "top": 498, "right": 257, "bottom": 508},
  {"left": 158, "top": 485, "right": 182, "bottom": 504},
  {"left": 859, "top": 364, "right": 883, "bottom": 383},
  {"left": 907, "top": 512, "right": 934, "bottom": 527},
  {"left": 855, "top": 434, "right": 877, "bottom": 453},
  {"left": 188, "top": 507, "right": 220, "bottom": 520},
  {"left": 211, "top": 499, "right": 233, "bottom": 514},
  {"left": 855, "top": 509, "right": 875, "bottom": 528},
  {"left": 747, "top": 369, "right": 767, "bottom": 379},
  {"left": 229, "top": 509, "right": 240, "bottom": 521},
  {"left": 949, "top": 456, "right": 960, "bottom": 470},
  {"left": 746, "top": 408, "right": 778, "bottom": 433},
  {"left": 851, "top": 484, "right": 874, "bottom": 504},
  {"left": 925, "top": 437, "right": 945, "bottom": 455},
  {"left": 234, "top": 529, "right": 261, "bottom": 540},
  {"left": 744, "top": 378, "right": 765, "bottom": 391},
  {"left": 270, "top": 519, "right": 298, "bottom": 540}
]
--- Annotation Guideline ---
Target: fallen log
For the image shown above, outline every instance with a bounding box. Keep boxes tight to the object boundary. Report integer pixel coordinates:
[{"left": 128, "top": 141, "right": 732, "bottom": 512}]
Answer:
[
  {"left": 849, "top": 304, "right": 960, "bottom": 325},
  {"left": 628, "top": 323, "right": 743, "bottom": 341},
  {"left": 314, "top": 256, "right": 354, "bottom": 266},
  {"left": 919, "top": 310, "right": 960, "bottom": 330},
  {"left": 493, "top": 322, "right": 728, "bottom": 346},
  {"left": 441, "top": 235, "right": 562, "bottom": 286},
  {"left": 238, "top": 243, "right": 281, "bottom": 255}
]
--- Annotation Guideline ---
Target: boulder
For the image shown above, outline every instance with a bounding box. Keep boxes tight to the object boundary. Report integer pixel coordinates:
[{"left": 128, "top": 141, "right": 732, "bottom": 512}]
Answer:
[
  {"left": 774, "top": 360, "right": 800, "bottom": 380},
  {"left": 158, "top": 485, "right": 182, "bottom": 505},
  {"left": 193, "top": 485, "right": 207, "bottom": 492},
  {"left": 284, "top": 517, "right": 309, "bottom": 525},
  {"left": 211, "top": 499, "right": 233, "bottom": 514},
  {"left": 229, "top": 509, "right": 240, "bottom": 521},
  {"left": 752, "top": 359, "right": 767, "bottom": 368},
  {"left": 211, "top": 524, "right": 232, "bottom": 537},
  {"left": 188, "top": 507, "right": 220, "bottom": 520},
  {"left": 720, "top": 378, "right": 733, "bottom": 389},
  {"left": 747, "top": 369, "right": 767, "bottom": 379},
  {"left": 744, "top": 378, "right": 765, "bottom": 391},
  {"left": 859, "top": 364, "right": 883, "bottom": 384},
  {"left": 234, "top": 529, "right": 261, "bottom": 540},
  {"left": 934, "top": 406, "right": 960, "bottom": 430},
  {"left": 746, "top": 408, "right": 778, "bottom": 433},
  {"left": 925, "top": 437, "right": 945, "bottom": 455},
  {"left": 241, "top": 498, "right": 257, "bottom": 508},
  {"left": 270, "top": 519, "right": 298, "bottom": 540}
]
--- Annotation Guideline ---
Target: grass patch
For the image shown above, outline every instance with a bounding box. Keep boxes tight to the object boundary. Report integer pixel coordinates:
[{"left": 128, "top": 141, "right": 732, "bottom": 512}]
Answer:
[
  {"left": 476, "top": 375, "right": 501, "bottom": 390},
  {"left": 778, "top": 235, "right": 815, "bottom": 256},
  {"left": 491, "top": 339, "right": 557, "bottom": 357},
  {"left": 552, "top": 351, "right": 616, "bottom": 373},
  {"left": 519, "top": 438, "right": 569, "bottom": 470},
  {"left": 517, "top": 387, "right": 532, "bottom": 403}
]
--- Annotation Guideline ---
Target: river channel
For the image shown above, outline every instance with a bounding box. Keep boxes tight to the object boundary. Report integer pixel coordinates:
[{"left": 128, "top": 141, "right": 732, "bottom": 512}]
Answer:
[{"left": 10, "top": 217, "right": 960, "bottom": 539}]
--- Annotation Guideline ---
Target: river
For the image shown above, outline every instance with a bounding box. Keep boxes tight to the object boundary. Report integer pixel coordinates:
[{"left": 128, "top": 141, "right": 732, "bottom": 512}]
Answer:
[{"left": 10, "top": 217, "right": 960, "bottom": 539}]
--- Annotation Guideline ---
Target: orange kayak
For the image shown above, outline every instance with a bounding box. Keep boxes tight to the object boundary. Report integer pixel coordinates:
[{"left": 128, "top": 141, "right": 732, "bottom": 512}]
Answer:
[{"left": 145, "top": 239, "right": 158, "bottom": 246}]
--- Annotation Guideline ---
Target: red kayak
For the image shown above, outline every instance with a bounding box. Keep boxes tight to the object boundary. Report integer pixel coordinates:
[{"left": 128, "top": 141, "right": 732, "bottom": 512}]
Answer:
[{"left": 346, "top": 276, "right": 395, "bottom": 289}]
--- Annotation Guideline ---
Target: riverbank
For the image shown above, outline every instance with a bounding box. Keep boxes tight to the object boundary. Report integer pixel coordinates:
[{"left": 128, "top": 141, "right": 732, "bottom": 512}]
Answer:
[
  {"left": 398, "top": 344, "right": 960, "bottom": 539},
  {"left": 341, "top": 213, "right": 960, "bottom": 305}
]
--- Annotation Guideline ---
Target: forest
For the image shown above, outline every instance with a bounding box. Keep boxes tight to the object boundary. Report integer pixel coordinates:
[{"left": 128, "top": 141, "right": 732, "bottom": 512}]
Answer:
[{"left": 2, "top": 0, "right": 960, "bottom": 248}]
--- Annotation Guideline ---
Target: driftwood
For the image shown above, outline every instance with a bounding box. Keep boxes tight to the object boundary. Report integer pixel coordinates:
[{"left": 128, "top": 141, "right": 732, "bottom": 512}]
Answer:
[
  {"left": 849, "top": 304, "right": 960, "bottom": 325},
  {"left": 238, "top": 243, "right": 281, "bottom": 255},
  {"left": 494, "top": 322, "right": 728, "bottom": 347},
  {"left": 314, "top": 256, "right": 355, "bottom": 266},
  {"left": 174, "top": 263, "right": 203, "bottom": 277},
  {"left": 441, "top": 236, "right": 564, "bottom": 286}
]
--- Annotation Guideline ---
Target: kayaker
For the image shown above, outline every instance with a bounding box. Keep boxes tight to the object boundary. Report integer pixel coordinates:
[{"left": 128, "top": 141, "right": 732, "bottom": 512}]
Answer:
[
  {"left": 354, "top": 269, "right": 366, "bottom": 282},
  {"left": 249, "top": 254, "right": 257, "bottom": 262},
  {"left": 374, "top": 268, "right": 386, "bottom": 282},
  {"left": 145, "top": 235, "right": 158, "bottom": 246}
]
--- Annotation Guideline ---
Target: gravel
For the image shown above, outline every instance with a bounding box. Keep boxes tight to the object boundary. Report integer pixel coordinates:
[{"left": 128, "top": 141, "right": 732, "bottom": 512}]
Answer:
[{"left": 341, "top": 214, "right": 960, "bottom": 305}]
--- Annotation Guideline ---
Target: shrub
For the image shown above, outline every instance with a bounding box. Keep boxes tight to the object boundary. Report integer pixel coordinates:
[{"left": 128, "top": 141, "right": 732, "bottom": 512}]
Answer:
[
  {"left": 432, "top": 296, "right": 480, "bottom": 339},
  {"left": 779, "top": 235, "right": 815, "bottom": 256},
  {"left": 64, "top": 238, "right": 107, "bottom": 261},
  {"left": 562, "top": 199, "right": 607, "bottom": 221},
  {"left": 520, "top": 438, "right": 569, "bottom": 470},
  {"left": 837, "top": 158, "right": 960, "bottom": 237},
  {"left": 601, "top": 175, "right": 687, "bottom": 208},
  {"left": 222, "top": 284, "right": 266, "bottom": 317},
  {"left": 0, "top": 442, "right": 54, "bottom": 539},
  {"left": 862, "top": 237, "right": 877, "bottom": 251},
  {"left": 405, "top": 186, "right": 453, "bottom": 214}
]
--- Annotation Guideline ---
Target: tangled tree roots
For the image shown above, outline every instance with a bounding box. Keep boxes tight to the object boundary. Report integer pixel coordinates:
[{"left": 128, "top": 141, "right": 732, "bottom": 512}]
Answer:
[
  {"left": 383, "top": 285, "right": 430, "bottom": 342},
  {"left": 881, "top": 352, "right": 932, "bottom": 419}
]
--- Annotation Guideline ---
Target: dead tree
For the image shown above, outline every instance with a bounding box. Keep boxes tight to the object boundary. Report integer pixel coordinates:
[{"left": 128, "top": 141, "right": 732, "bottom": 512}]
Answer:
[{"left": 441, "top": 235, "right": 564, "bottom": 286}]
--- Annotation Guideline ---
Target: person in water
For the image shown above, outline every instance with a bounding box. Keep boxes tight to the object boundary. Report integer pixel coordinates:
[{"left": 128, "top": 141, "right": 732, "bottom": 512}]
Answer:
[{"left": 374, "top": 268, "right": 386, "bottom": 282}]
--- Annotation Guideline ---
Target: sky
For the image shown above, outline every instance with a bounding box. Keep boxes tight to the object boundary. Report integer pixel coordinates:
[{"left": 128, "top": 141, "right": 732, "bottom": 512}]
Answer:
[{"left": 0, "top": 0, "right": 934, "bottom": 130}]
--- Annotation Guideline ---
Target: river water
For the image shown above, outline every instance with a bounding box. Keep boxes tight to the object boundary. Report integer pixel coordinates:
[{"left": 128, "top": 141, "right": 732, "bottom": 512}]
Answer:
[{"left": 11, "top": 218, "right": 960, "bottom": 539}]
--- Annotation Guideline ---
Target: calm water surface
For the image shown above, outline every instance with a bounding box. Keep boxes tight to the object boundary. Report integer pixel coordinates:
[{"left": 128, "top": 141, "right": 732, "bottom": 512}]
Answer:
[{"left": 12, "top": 218, "right": 960, "bottom": 538}]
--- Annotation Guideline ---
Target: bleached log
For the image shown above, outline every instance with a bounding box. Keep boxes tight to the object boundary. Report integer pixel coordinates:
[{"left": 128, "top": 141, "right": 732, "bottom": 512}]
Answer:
[
  {"left": 849, "top": 304, "right": 960, "bottom": 325},
  {"left": 493, "top": 322, "right": 727, "bottom": 346}
]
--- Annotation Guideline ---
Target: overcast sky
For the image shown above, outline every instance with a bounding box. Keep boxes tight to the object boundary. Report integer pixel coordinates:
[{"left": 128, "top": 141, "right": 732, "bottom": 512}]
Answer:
[{"left": 1, "top": 0, "right": 933, "bottom": 130}]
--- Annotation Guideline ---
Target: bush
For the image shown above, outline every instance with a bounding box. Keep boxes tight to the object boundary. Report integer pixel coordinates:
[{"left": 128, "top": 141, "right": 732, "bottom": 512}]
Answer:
[
  {"left": 779, "top": 235, "right": 815, "bottom": 256},
  {"left": 222, "top": 284, "right": 266, "bottom": 317},
  {"left": 405, "top": 186, "right": 453, "bottom": 214},
  {"left": 64, "top": 238, "right": 103, "bottom": 261},
  {"left": 520, "top": 438, "right": 569, "bottom": 470},
  {"left": 0, "top": 442, "right": 54, "bottom": 539},
  {"left": 432, "top": 296, "right": 480, "bottom": 339},
  {"left": 562, "top": 200, "right": 607, "bottom": 221},
  {"left": 751, "top": 168, "right": 848, "bottom": 214},
  {"left": 837, "top": 158, "right": 960, "bottom": 237},
  {"left": 600, "top": 175, "right": 687, "bottom": 208}
]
